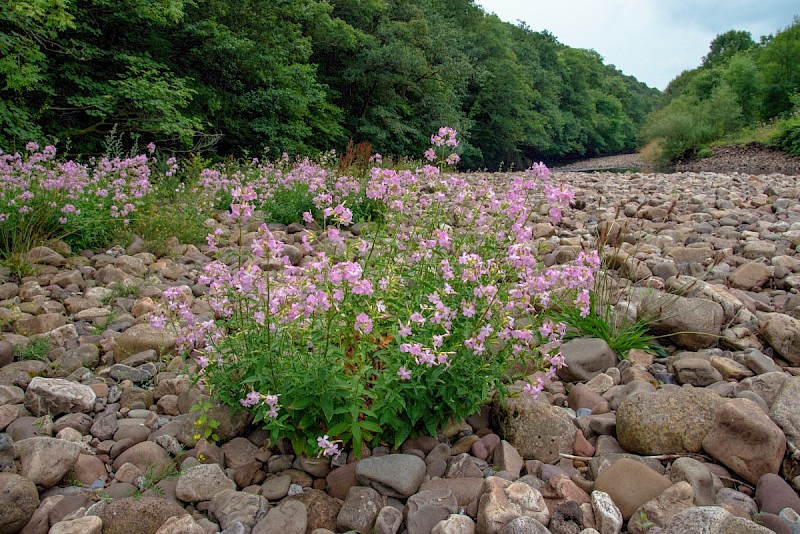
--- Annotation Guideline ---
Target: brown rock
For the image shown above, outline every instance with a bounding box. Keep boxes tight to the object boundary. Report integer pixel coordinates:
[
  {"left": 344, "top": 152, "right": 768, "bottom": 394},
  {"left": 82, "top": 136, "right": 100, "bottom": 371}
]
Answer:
[
  {"left": 702, "top": 398, "right": 786, "bottom": 485},
  {"left": 593, "top": 458, "right": 672, "bottom": 520}
]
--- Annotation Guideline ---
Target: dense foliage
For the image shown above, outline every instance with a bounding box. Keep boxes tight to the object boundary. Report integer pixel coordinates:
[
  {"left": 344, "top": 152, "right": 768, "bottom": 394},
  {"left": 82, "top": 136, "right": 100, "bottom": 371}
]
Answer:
[
  {"left": 640, "top": 18, "right": 800, "bottom": 162},
  {"left": 0, "top": 0, "right": 658, "bottom": 169}
]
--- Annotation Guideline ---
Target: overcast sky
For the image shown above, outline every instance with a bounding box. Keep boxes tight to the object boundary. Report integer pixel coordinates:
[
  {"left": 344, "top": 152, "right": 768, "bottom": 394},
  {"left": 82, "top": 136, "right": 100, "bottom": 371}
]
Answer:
[{"left": 474, "top": 0, "right": 798, "bottom": 90}]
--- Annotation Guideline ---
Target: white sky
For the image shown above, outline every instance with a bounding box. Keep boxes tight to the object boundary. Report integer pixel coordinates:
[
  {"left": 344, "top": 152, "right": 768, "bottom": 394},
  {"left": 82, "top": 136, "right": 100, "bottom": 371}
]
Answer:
[{"left": 475, "top": 0, "right": 798, "bottom": 90}]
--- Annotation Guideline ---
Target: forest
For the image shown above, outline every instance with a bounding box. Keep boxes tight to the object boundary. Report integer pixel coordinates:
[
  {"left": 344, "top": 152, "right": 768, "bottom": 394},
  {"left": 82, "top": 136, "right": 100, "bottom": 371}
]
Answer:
[
  {"left": 640, "top": 18, "right": 800, "bottom": 163},
  {"left": 0, "top": 0, "right": 660, "bottom": 169}
]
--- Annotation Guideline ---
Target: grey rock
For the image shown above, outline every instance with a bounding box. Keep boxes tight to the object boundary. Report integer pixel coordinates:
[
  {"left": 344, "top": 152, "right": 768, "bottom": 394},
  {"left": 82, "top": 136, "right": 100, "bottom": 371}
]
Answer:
[
  {"left": 405, "top": 489, "right": 459, "bottom": 534},
  {"left": 661, "top": 506, "right": 773, "bottom": 533},
  {"left": 557, "top": 338, "right": 618, "bottom": 382},
  {"left": 355, "top": 454, "right": 426, "bottom": 498},
  {"left": 336, "top": 486, "right": 383, "bottom": 532},
  {"left": 210, "top": 488, "right": 270, "bottom": 530},
  {"left": 176, "top": 463, "right": 236, "bottom": 502},
  {"left": 252, "top": 500, "right": 308, "bottom": 534},
  {"left": 23, "top": 377, "right": 96, "bottom": 417},
  {"left": 616, "top": 387, "right": 724, "bottom": 454},
  {"left": 15, "top": 437, "right": 81, "bottom": 489}
]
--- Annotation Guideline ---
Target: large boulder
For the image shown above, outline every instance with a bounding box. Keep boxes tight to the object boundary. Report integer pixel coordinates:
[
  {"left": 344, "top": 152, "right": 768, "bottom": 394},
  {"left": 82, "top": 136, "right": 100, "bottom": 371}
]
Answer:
[
  {"left": 0, "top": 472, "right": 39, "bottom": 534},
  {"left": 492, "top": 394, "right": 574, "bottom": 463},
  {"left": 702, "top": 398, "right": 786, "bottom": 485},
  {"left": 114, "top": 323, "right": 178, "bottom": 362},
  {"left": 616, "top": 387, "right": 724, "bottom": 455},
  {"left": 638, "top": 291, "right": 724, "bottom": 350},
  {"left": 97, "top": 497, "right": 189, "bottom": 534},
  {"left": 24, "top": 377, "right": 96, "bottom": 417},
  {"left": 15, "top": 437, "right": 81, "bottom": 489},
  {"left": 758, "top": 312, "right": 800, "bottom": 365}
]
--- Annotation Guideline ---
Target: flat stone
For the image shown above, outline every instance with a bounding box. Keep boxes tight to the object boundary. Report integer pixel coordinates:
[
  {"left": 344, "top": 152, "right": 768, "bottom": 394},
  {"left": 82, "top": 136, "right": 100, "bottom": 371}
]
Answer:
[
  {"left": 593, "top": 458, "right": 672, "bottom": 520},
  {"left": 252, "top": 500, "right": 308, "bottom": 534},
  {"left": 355, "top": 454, "right": 426, "bottom": 498}
]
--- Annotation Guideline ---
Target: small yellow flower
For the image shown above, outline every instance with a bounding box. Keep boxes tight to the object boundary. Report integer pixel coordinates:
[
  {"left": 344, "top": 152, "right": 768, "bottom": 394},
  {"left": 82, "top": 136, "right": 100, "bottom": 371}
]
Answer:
[{"left": 193, "top": 434, "right": 201, "bottom": 440}]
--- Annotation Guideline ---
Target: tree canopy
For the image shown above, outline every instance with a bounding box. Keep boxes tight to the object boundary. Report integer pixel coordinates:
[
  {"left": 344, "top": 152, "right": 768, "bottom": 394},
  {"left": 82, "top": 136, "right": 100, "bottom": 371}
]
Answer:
[{"left": 0, "top": 0, "right": 660, "bottom": 168}]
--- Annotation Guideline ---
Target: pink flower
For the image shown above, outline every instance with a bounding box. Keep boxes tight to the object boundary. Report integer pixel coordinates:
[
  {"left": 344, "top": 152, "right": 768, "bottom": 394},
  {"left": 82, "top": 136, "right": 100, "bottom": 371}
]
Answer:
[
  {"left": 355, "top": 313, "right": 373, "bottom": 334},
  {"left": 424, "top": 148, "right": 436, "bottom": 161},
  {"left": 317, "top": 435, "right": 342, "bottom": 458},
  {"left": 397, "top": 367, "right": 412, "bottom": 381}
]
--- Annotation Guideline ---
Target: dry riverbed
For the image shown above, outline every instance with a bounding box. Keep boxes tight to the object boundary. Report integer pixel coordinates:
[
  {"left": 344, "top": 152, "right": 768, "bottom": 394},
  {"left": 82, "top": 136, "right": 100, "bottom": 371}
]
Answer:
[{"left": 1, "top": 166, "right": 800, "bottom": 534}]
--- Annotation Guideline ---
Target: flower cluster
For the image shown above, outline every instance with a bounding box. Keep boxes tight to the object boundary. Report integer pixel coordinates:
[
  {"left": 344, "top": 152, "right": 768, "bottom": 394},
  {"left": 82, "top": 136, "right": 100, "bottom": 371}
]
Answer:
[{"left": 151, "top": 128, "right": 597, "bottom": 458}]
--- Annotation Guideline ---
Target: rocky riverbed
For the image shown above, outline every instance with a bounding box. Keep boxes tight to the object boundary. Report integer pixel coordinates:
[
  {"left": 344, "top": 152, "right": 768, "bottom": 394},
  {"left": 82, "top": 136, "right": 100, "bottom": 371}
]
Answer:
[{"left": 2, "top": 168, "right": 800, "bottom": 534}]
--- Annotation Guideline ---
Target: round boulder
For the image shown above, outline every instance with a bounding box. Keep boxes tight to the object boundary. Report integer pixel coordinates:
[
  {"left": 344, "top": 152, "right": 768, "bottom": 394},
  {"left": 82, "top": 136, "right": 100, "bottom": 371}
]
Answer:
[
  {"left": 0, "top": 472, "right": 39, "bottom": 534},
  {"left": 616, "top": 387, "right": 724, "bottom": 455}
]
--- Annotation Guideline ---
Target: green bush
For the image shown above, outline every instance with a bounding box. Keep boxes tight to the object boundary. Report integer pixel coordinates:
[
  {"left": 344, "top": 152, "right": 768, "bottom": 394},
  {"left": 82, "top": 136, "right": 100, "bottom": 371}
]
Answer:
[{"left": 769, "top": 114, "right": 800, "bottom": 156}]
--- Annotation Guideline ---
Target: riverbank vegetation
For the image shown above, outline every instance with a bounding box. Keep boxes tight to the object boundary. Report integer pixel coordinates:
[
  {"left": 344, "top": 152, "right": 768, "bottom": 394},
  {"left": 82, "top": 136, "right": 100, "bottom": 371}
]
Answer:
[{"left": 640, "top": 17, "right": 800, "bottom": 164}]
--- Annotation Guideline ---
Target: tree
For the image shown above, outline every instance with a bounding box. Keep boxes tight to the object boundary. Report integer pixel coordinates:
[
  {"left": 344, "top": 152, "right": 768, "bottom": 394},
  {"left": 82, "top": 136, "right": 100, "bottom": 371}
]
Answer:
[{"left": 702, "top": 30, "right": 756, "bottom": 68}]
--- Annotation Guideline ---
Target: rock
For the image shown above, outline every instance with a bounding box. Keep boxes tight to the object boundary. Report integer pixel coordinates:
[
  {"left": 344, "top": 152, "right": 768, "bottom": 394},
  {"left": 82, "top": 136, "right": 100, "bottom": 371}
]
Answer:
[
  {"left": 154, "top": 515, "right": 206, "bottom": 534},
  {"left": 672, "top": 358, "right": 724, "bottom": 386},
  {"left": 221, "top": 437, "right": 260, "bottom": 470},
  {"left": 23, "top": 377, "right": 96, "bottom": 417},
  {"left": 252, "top": 500, "right": 308, "bottom": 534},
  {"left": 557, "top": 338, "right": 618, "bottom": 382},
  {"left": 420, "top": 478, "right": 486, "bottom": 507},
  {"left": 355, "top": 454, "right": 426, "bottom": 498},
  {"left": 769, "top": 376, "right": 800, "bottom": 450},
  {"left": 15, "top": 437, "right": 81, "bottom": 489},
  {"left": 287, "top": 489, "right": 341, "bottom": 533},
  {"left": 97, "top": 497, "right": 189, "bottom": 534},
  {"left": 113, "top": 323, "right": 178, "bottom": 362},
  {"left": 26, "top": 246, "right": 65, "bottom": 266},
  {"left": 755, "top": 473, "right": 800, "bottom": 515},
  {"left": 492, "top": 394, "right": 575, "bottom": 463},
  {"left": 0, "top": 472, "right": 39, "bottom": 534},
  {"left": 68, "top": 453, "right": 109, "bottom": 486},
  {"left": 499, "top": 516, "right": 551, "bottom": 534},
  {"left": 49, "top": 516, "right": 103, "bottom": 534},
  {"left": 405, "top": 489, "right": 459, "bottom": 534},
  {"left": 627, "top": 481, "right": 695, "bottom": 533},
  {"left": 702, "top": 398, "right": 786, "bottom": 484},
  {"left": 661, "top": 506, "right": 774, "bottom": 533},
  {"left": 640, "top": 292, "right": 724, "bottom": 350},
  {"left": 112, "top": 441, "right": 172, "bottom": 473},
  {"left": 669, "top": 457, "right": 715, "bottom": 506},
  {"left": 261, "top": 474, "right": 291, "bottom": 500},
  {"left": 374, "top": 506, "right": 404, "bottom": 534},
  {"left": 616, "top": 387, "right": 724, "bottom": 454},
  {"left": 0, "top": 360, "right": 48, "bottom": 389},
  {"left": 593, "top": 458, "right": 672, "bottom": 520},
  {"left": 176, "top": 463, "right": 236, "bottom": 502},
  {"left": 336, "top": 486, "right": 383, "bottom": 533},
  {"left": 210, "top": 488, "right": 270, "bottom": 531},
  {"left": 15, "top": 313, "right": 67, "bottom": 336},
  {"left": 590, "top": 490, "right": 622, "bottom": 534},
  {"left": 477, "top": 476, "right": 549, "bottom": 534},
  {"left": 495, "top": 441, "right": 524, "bottom": 479},
  {"left": 433, "top": 514, "right": 476, "bottom": 534},
  {"left": 177, "top": 402, "right": 252, "bottom": 446},
  {"left": 758, "top": 312, "right": 800, "bottom": 364},
  {"left": 728, "top": 263, "right": 771, "bottom": 290}
]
